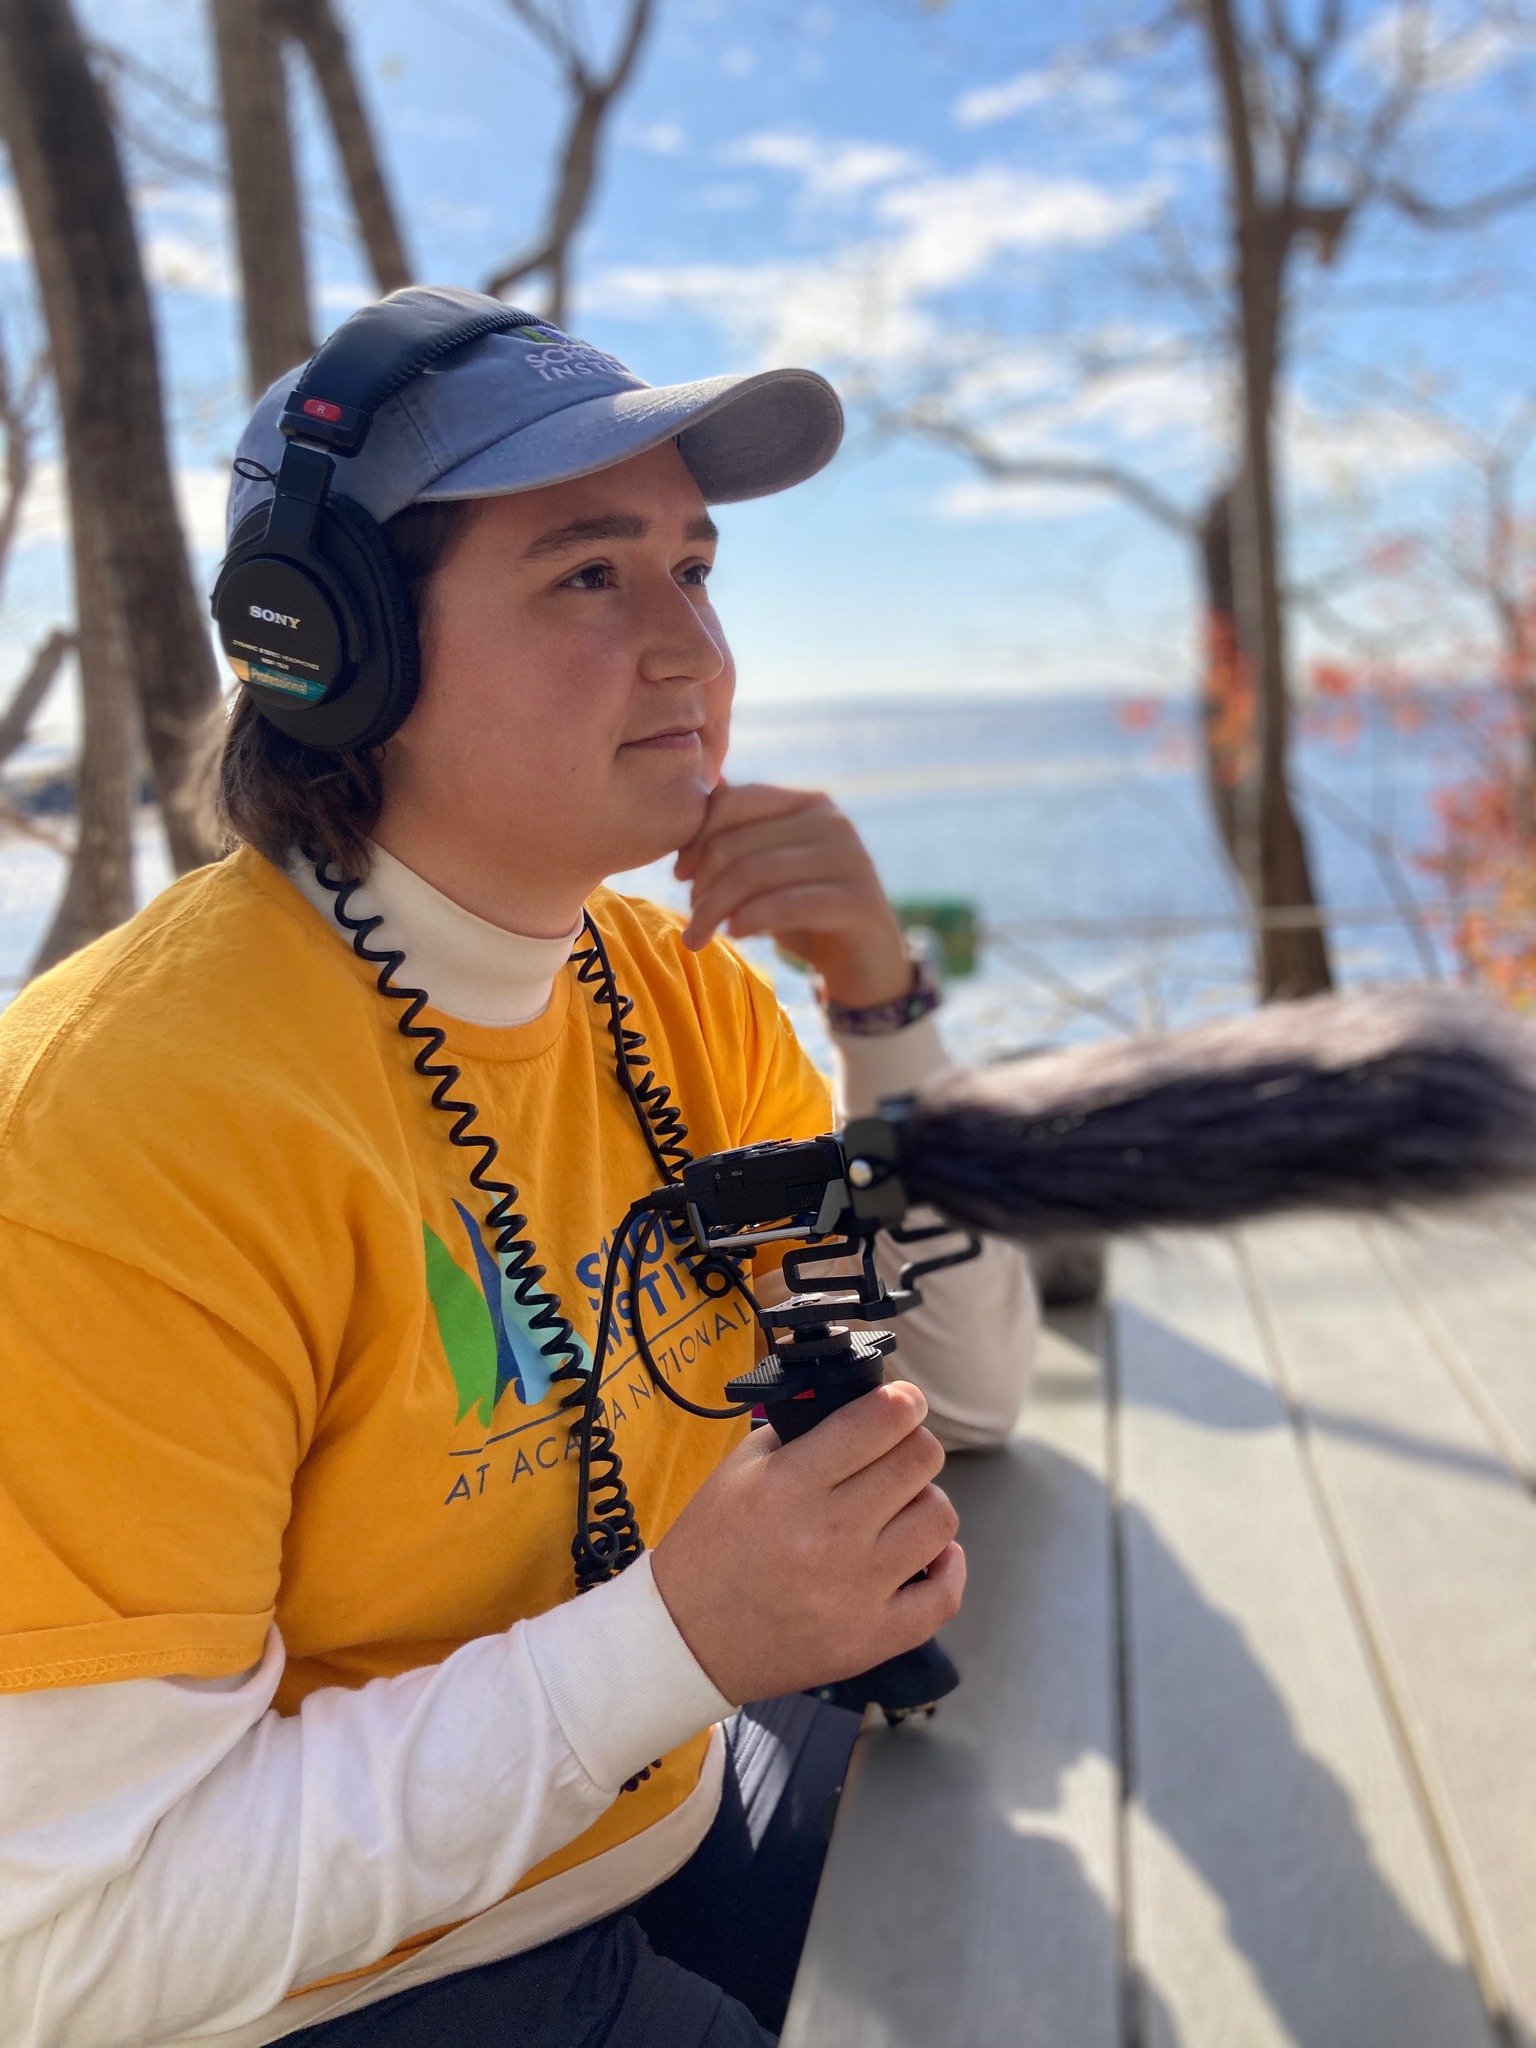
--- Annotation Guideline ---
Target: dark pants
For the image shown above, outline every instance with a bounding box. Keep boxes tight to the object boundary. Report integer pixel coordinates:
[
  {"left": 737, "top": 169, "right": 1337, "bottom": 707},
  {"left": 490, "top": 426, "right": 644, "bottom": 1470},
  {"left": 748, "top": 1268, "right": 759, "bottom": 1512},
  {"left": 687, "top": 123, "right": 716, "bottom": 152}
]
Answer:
[{"left": 287, "top": 1694, "right": 860, "bottom": 2048}]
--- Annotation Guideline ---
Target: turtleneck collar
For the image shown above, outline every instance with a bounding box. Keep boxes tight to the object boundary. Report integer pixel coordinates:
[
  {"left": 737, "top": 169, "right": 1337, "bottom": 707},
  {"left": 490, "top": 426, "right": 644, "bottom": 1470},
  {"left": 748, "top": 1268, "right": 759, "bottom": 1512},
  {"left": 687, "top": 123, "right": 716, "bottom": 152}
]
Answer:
[{"left": 288, "top": 843, "right": 583, "bottom": 1028}]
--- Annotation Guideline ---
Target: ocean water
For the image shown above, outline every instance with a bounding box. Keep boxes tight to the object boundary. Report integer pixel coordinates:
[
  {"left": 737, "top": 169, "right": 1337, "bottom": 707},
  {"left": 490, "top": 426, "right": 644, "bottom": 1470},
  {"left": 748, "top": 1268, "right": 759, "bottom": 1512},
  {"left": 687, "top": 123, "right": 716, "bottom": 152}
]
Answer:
[
  {"left": 631, "top": 689, "right": 1477, "bottom": 1066},
  {"left": 0, "top": 690, "right": 1480, "bottom": 1063}
]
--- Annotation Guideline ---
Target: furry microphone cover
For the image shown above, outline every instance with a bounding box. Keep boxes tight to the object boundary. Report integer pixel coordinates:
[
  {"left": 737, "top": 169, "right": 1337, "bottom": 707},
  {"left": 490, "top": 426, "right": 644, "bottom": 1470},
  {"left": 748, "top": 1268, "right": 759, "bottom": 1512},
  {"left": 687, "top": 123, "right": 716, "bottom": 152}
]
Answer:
[{"left": 895, "top": 988, "right": 1536, "bottom": 1240}]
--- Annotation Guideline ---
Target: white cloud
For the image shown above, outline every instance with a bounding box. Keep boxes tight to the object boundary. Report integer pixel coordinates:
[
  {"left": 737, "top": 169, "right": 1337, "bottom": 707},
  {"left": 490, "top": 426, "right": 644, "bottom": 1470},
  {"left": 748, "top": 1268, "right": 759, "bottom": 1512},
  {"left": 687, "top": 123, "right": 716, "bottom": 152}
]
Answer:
[
  {"left": 16, "top": 461, "right": 67, "bottom": 544},
  {"left": 1285, "top": 399, "right": 1455, "bottom": 492},
  {"left": 423, "top": 199, "right": 494, "bottom": 232},
  {"left": 634, "top": 121, "right": 687, "bottom": 156},
  {"left": 694, "top": 183, "right": 760, "bottom": 213},
  {"left": 593, "top": 255, "right": 915, "bottom": 364},
  {"left": 134, "top": 184, "right": 227, "bottom": 223},
  {"left": 593, "top": 165, "right": 1158, "bottom": 366},
  {"left": 1351, "top": 3, "right": 1523, "bottom": 91},
  {"left": 1059, "top": 359, "right": 1216, "bottom": 444},
  {"left": 175, "top": 465, "right": 235, "bottom": 553},
  {"left": 144, "top": 231, "right": 235, "bottom": 299},
  {"left": 316, "top": 279, "right": 379, "bottom": 312},
  {"left": 17, "top": 459, "right": 232, "bottom": 554},
  {"left": 875, "top": 167, "right": 1152, "bottom": 295},
  {"left": 954, "top": 70, "right": 1054, "bottom": 127},
  {"left": 954, "top": 66, "right": 1126, "bottom": 129},
  {"left": 724, "top": 131, "right": 923, "bottom": 200},
  {"left": 0, "top": 183, "right": 29, "bottom": 262},
  {"left": 936, "top": 477, "right": 1112, "bottom": 522}
]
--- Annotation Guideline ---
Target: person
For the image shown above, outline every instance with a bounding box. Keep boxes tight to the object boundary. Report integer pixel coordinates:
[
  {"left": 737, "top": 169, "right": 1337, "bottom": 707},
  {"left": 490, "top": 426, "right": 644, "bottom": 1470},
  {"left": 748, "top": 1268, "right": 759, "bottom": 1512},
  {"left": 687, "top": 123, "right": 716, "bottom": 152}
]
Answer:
[{"left": 0, "top": 290, "right": 1036, "bottom": 2047}]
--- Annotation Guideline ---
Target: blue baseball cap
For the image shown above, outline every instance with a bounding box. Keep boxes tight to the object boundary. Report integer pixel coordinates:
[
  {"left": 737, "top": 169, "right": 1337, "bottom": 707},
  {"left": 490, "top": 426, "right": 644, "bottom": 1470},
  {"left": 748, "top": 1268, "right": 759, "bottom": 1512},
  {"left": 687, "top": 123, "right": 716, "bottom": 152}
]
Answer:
[{"left": 227, "top": 288, "right": 844, "bottom": 541}]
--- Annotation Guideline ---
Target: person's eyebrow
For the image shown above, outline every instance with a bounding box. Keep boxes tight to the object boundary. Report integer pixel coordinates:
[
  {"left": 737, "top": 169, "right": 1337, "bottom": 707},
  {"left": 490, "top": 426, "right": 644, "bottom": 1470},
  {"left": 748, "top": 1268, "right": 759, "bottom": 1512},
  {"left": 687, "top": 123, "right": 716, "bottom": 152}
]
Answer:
[
  {"left": 522, "top": 510, "right": 720, "bottom": 561},
  {"left": 523, "top": 512, "right": 647, "bottom": 560}
]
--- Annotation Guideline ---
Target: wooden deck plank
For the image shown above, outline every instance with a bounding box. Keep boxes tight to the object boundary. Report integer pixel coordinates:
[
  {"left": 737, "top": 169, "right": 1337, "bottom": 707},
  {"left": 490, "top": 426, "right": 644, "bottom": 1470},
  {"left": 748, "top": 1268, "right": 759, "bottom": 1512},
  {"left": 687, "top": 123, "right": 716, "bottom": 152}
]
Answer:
[
  {"left": 1240, "top": 1214, "right": 1536, "bottom": 2045},
  {"left": 1368, "top": 1209, "right": 1536, "bottom": 1489},
  {"left": 782, "top": 1307, "right": 1122, "bottom": 2048},
  {"left": 1114, "top": 1233, "right": 1496, "bottom": 2048}
]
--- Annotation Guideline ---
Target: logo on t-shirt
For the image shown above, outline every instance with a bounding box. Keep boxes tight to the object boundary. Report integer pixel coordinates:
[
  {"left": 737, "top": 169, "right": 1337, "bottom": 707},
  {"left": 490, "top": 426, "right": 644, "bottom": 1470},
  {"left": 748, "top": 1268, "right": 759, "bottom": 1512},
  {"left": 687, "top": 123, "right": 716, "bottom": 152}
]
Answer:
[{"left": 423, "top": 1205, "right": 592, "bottom": 1427}]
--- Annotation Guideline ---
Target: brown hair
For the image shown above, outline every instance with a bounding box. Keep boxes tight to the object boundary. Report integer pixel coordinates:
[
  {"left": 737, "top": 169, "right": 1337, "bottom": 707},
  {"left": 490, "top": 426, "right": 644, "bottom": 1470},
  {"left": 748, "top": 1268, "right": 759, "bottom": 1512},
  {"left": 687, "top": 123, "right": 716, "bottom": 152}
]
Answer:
[{"left": 215, "top": 497, "right": 476, "bottom": 880}]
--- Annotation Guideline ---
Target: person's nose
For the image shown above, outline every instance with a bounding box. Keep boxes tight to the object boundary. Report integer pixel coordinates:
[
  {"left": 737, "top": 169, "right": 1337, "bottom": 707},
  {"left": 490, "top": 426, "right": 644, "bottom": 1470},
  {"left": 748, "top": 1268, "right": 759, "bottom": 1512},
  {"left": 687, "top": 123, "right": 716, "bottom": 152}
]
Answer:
[{"left": 635, "top": 567, "right": 727, "bottom": 687}]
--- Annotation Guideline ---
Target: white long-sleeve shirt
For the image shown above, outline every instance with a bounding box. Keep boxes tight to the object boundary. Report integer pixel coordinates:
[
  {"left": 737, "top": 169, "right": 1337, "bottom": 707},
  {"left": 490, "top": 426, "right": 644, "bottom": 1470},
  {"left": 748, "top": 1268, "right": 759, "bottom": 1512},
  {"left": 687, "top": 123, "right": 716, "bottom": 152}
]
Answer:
[{"left": 0, "top": 851, "right": 1035, "bottom": 2047}]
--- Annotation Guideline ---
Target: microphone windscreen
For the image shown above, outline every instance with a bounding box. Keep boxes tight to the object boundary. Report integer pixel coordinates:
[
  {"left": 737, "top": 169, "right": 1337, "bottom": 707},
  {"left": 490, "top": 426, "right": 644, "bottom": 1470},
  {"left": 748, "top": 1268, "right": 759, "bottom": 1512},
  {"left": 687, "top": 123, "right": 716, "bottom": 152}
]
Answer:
[{"left": 897, "top": 989, "right": 1536, "bottom": 1239}]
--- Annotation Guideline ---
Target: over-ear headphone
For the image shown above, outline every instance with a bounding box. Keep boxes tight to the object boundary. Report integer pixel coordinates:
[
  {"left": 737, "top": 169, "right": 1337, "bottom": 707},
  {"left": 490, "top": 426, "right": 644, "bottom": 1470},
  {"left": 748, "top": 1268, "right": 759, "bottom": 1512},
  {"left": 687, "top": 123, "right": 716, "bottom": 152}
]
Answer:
[{"left": 211, "top": 289, "right": 537, "bottom": 753}]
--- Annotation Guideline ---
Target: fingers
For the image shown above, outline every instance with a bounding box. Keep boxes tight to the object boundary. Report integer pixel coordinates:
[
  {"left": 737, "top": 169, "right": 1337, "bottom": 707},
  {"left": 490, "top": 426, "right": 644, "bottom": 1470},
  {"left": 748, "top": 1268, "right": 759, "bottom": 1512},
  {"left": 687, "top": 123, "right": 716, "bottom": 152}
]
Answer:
[
  {"left": 684, "top": 849, "right": 841, "bottom": 951},
  {"left": 775, "top": 1380, "right": 929, "bottom": 1491},
  {"left": 680, "top": 799, "right": 841, "bottom": 896},
  {"left": 887, "top": 1540, "right": 967, "bottom": 1643},
  {"left": 674, "top": 782, "right": 828, "bottom": 882},
  {"left": 685, "top": 839, "right": 837, "bottom": 937},
  {"left": 832, "top": 1414, "right": 946, "bottom": 1527},
  {"left": 697, "top": 882, "right": 856, "bottom": 950},
  {"left": 875, "top": 1481, "right": 960, "bottom": 1584},
  {"left": 723, "top": 1419, "right": 782, "bottom": 1467},
  {"left": 681, "top": 805, "right": 867, "bottom": 951}
]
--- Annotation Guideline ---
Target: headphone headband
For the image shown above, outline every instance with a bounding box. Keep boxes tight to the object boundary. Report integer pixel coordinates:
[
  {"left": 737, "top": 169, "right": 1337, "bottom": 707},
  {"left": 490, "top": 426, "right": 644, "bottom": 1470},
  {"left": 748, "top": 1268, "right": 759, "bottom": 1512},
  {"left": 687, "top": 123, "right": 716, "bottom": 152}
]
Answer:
[
  {"left": 280, "top": 287, "right": 539, "bottom": 457},
  {"left": 216, "top": 287, "right": 541, "bottom": 751}
]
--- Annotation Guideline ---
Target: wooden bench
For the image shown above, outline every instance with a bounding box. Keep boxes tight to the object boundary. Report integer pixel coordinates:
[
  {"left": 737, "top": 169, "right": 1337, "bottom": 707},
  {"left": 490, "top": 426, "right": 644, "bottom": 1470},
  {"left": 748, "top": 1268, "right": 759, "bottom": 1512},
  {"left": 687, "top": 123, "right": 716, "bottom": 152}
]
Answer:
[{"left": 783, "top": 1206, "right": 1536, "bottom": 2047}]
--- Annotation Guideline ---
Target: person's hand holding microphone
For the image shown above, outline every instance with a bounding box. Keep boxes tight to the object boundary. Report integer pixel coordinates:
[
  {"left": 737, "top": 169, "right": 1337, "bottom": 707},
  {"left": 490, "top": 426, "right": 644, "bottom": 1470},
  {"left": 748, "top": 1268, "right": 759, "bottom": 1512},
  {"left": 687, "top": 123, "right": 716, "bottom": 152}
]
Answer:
[{"left": 651, "top": 782, "right": 964, "bottom": 1703}]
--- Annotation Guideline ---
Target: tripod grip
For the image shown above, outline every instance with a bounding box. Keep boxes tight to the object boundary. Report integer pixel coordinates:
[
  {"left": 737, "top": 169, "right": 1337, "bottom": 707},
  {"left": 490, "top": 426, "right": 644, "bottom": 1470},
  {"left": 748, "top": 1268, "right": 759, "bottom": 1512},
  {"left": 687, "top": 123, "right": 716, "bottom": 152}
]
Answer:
[
  {"left": 723, "top": 1329, "right": 961, "bottom": 1723},
  {"left": 725, "top": 1328, "right": 890, "bottom": 1442}
]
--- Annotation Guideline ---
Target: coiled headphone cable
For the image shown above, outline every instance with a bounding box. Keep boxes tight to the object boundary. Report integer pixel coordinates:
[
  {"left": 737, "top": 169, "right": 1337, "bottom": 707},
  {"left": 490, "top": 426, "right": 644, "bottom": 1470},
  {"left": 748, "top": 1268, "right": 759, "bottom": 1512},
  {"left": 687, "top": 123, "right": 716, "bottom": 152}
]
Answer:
[{"left": 313, "top": 861, "right": 756, "bottom": 1600}]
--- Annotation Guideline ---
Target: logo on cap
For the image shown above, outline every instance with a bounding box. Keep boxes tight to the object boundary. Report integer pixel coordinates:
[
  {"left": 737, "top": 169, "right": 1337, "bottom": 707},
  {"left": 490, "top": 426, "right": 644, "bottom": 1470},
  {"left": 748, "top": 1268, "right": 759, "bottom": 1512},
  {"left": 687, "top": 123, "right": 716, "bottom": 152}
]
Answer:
[{"left": 510, "top": 323, "right": 632, "bottom": 386}]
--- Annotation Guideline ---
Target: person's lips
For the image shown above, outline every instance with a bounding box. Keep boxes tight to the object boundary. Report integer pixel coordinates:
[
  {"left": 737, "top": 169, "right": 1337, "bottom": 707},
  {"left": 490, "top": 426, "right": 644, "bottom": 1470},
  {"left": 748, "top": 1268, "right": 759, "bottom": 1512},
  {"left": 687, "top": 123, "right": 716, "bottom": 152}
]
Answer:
[{"left": 624, "top": 725, "right": 703, "bottom": 751}]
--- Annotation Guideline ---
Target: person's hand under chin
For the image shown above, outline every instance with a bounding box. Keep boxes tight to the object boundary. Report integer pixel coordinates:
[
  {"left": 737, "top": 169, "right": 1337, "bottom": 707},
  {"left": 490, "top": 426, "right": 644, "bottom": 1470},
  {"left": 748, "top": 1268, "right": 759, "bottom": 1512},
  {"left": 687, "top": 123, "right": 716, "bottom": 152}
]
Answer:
[{"left": 674, "top": 781, "right": 909, "bottom": 1009}]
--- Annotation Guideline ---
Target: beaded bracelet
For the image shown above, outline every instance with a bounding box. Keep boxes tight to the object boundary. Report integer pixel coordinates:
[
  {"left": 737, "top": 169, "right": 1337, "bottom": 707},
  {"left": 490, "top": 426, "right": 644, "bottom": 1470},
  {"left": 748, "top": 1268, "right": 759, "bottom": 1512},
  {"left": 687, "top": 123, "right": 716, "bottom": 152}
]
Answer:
[{"left": 820, "top": 951, "right": 942, "bottom": 1037}]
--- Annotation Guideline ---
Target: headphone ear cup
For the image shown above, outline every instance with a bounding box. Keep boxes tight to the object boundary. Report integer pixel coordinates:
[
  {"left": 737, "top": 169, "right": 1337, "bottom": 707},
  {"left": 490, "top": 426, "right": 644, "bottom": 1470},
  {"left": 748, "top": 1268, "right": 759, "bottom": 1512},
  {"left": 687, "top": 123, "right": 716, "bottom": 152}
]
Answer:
[
  {"left": 215, "top": 496, "right": 420, "bottom": 752},
  {"left": 316, "top": 494, "right": 421, "bottom": 749}
]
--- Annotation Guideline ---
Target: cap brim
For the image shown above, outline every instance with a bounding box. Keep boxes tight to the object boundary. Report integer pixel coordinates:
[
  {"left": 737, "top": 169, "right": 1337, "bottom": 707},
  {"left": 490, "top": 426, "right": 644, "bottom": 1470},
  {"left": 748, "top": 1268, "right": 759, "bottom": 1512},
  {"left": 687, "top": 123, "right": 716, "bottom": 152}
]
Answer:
[{"left": 415, "top": 368, "right": 843, "bottom": 508}]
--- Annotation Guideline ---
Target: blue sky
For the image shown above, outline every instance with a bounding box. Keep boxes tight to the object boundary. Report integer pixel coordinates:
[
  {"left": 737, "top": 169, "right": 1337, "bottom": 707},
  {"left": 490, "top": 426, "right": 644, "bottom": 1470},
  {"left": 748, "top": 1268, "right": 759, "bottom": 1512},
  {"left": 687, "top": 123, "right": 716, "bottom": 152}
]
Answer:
[{"left": 3, "top": 0, "right": 1535, "bottom": 734}]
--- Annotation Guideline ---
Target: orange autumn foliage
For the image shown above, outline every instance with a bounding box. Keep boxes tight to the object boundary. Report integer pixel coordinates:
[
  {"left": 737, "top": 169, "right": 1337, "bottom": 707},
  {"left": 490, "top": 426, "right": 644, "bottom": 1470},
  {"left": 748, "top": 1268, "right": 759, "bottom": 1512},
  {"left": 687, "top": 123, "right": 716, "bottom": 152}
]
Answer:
[
  {"left": 1311, "top": 640, "right": 1536, "bottom": 1006},
  {"left": 1204, "top": 610, "right": 1257, "bottom": 787},
  {"left": 1420, "top": 705, "right": 1536, "bottom": 1008}
]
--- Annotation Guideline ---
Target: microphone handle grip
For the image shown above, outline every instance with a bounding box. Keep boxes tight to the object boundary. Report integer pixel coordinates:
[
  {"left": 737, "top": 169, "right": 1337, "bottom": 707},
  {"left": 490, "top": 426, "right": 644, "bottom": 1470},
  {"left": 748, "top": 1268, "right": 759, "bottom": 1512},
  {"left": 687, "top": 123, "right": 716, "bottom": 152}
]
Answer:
[
  {"left": 755, "top": 1359, "right": 961, "bottom": 1724},
  {"left": 758, "top": 1354, "right": 884, "bottom": 1443}
]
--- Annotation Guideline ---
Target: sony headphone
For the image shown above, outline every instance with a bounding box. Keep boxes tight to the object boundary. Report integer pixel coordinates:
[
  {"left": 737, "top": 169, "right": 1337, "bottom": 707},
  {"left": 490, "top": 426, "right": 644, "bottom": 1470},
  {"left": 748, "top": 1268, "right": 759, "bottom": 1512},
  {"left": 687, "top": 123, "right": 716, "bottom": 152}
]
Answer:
[{"left": 211, "top": 289, "right": 538, "bottom": 753}]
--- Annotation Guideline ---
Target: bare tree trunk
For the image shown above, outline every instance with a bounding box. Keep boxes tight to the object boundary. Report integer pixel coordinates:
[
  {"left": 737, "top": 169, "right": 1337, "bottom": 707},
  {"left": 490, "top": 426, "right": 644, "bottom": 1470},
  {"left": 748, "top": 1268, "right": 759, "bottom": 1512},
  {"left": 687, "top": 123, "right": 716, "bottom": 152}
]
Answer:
[
  {"left": 1233, "top": 263, "right": 1332, "bottom": 998},
  {"left": 30, "top": 494, "right": 134, "bottom": 973},
  {"left": 1204, "top": 0, "right": 1331, "bottom": 1000},
  {"left": 0, "top": 0, "right": 221, "bottom": 905},
  {"left": 277, "top": 0, "right": 411, "bottom": 294},
  {"left": 212, "top": 0, "right": 314, "bottom": 394},
  {"left": 1197, "top": 485, "right": 1245, "bottom": 865}
]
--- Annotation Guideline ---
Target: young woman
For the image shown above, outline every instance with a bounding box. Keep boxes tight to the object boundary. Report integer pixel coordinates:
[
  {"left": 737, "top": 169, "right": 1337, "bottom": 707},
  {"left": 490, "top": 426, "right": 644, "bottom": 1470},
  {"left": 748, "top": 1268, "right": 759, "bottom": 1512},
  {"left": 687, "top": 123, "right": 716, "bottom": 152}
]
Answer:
[{"left": 0, "top": 292, "right": 1035, "bottom": 2047}]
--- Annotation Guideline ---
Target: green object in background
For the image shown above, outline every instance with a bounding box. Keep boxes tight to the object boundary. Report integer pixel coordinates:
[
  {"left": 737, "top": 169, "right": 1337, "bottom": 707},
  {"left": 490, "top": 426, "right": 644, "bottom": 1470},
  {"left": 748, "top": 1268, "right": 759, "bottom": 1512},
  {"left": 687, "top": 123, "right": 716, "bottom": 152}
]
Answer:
[
  {"left": 774, "top": 896, "right": 981, "bottom": 981},
  {"left": 890, "top": 898, "right": 979, "bottom": 979}
]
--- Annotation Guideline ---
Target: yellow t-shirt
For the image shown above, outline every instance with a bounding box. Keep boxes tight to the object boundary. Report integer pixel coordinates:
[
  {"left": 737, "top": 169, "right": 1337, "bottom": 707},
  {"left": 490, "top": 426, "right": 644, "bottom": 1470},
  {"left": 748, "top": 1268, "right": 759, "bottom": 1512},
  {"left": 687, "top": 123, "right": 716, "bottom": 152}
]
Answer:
[{"left": 0, "top": 846, "right": 830, "bottom": 1892}]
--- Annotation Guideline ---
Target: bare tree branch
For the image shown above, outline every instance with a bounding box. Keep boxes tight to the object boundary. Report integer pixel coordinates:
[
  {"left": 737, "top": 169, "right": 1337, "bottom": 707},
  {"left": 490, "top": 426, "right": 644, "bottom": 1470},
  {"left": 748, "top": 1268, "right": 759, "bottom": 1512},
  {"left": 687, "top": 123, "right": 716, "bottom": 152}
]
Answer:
[
  {"left": 0, "top": 625, "right": 75, "bottom": 769},
  {"left": 213, "top": 0, "right": 314, "bottom": 396},
  {"left": 87, "top": 36, "right": 224, "bottom": 185},
  {"left": 0, "top": 318, "right": 45, "bottom": 598},
  {"left": 275, "top": 0, "right": 413, "bottom": 294},
  {"left": 891, "top": 407, "right": 1198, "bottom": 534},
  {"left": 1383, "top": 170, "right": 1536, "bottom": 229},
  {"left": 483, "top": 0, "right": 654, "bottom": 323}
]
